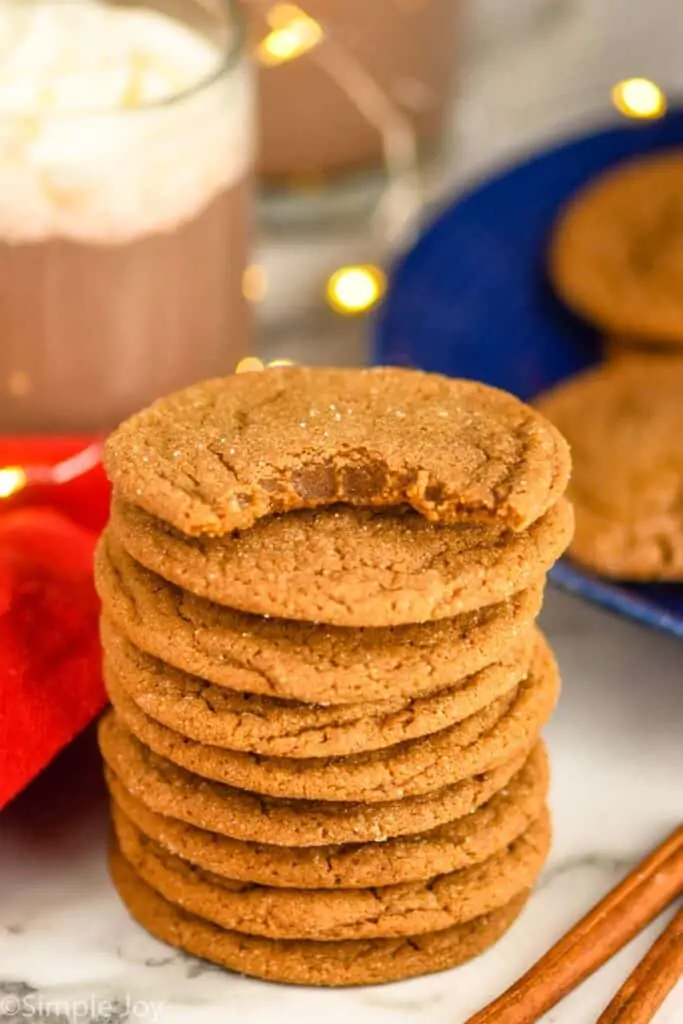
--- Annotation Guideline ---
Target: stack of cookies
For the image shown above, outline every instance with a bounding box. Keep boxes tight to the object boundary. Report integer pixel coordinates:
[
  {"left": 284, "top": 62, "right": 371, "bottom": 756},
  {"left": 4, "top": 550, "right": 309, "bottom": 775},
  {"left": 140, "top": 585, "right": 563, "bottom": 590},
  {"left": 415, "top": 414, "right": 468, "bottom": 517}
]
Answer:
[{"left": 96, "top": 366, "right": 573, "bottom": 987}]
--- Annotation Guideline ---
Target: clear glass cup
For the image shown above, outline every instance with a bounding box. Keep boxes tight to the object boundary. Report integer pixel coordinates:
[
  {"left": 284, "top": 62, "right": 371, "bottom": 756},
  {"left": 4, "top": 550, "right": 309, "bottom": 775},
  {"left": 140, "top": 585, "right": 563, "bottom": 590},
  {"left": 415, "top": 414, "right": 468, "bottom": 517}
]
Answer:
[
  {"left": 0, "top": 0, "right": 254, "bottom": 433},
  {"left": 245, "top": 0, "right": 460, "bottom": 224}
]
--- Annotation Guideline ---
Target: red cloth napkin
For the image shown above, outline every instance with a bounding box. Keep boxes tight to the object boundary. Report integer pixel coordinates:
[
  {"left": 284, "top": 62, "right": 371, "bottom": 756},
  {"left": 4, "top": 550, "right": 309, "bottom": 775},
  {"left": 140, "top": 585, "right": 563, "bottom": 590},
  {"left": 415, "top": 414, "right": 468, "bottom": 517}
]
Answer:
[{"left": 0, "top": 438, "right": 110, "bottom": 810}]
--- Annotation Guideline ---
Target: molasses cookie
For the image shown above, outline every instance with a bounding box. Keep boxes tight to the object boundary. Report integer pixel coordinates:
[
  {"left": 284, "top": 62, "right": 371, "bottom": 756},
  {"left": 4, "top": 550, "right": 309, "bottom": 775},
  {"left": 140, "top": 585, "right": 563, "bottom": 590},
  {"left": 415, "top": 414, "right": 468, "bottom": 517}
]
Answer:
[
  {"left": 550, "top": 150, "right": 683, "bottom": 345},
  {"left": 108, "top": 497, "right": 573, "bottom": 626},
  {"left": 104, "top": 366, "right": 570, "bottom": 535},
  {"left": 95, "top": 535, "right": 545, "bottom": 704},
  {"left": 104, "top": 636, "right": 558, "bottom": 802},
  {"left": 110, "top": 845, "right": 530, "bottom": 986},
  {"left": 98, "top": 716, "right": 530, "bottom": 847},
  {"left": 537, "top": 357, "right": 683, "bottom": 578},
  {"left": 102, "top": 618, "right": 536, "bottom": 759},
  {"left": 112, "top": 806, "right": 550, "bottom": 940},
  {"left": 105, "top": 742, "right": 548, "bottom": 889}
]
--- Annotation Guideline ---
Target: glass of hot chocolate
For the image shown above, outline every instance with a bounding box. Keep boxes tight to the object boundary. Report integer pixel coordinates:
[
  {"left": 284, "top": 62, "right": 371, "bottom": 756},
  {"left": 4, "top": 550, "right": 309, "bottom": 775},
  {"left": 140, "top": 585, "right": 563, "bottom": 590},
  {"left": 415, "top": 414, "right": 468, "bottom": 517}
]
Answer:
[{"left": 0, "top": 0, "right": 254, "bottom": 433}]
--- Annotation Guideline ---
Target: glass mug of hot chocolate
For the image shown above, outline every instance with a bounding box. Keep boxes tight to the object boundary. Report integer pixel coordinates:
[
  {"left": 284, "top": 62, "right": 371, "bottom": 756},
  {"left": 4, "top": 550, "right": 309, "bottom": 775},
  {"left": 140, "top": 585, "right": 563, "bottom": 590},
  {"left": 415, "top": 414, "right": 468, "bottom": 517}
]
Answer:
[{"left": 0, "top": 0, "right": 253, "bottom": 433}]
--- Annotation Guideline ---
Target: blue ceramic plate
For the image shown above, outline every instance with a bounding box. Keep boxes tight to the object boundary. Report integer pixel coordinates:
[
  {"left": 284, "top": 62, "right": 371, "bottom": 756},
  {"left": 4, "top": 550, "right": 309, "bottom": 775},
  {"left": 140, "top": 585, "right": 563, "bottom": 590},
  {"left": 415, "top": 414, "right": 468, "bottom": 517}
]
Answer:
[{"left": 374, "top": 111, "right": 683, "bottom": 639}]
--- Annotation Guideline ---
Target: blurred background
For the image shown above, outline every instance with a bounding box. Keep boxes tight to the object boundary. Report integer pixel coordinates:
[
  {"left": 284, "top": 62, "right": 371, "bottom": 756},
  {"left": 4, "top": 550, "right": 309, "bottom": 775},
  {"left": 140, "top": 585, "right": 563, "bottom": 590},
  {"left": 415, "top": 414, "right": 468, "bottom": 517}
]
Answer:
[
  {"left": 253, "top": 0, "right": 680, "bottom": 365},
  {"left": 0, "top": 0, "right": 679, "bottom": 432}
]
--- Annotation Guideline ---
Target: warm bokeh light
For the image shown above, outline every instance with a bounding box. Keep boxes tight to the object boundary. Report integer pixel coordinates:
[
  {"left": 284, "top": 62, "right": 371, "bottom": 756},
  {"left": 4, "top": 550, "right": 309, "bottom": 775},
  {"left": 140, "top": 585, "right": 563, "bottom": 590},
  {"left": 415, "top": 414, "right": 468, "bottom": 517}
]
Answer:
[
  {"left": 611, "top": 78, "right": 667, "bottom": 119},
  {"left": 0, "top": 465, "right": 27, "bottom": 499},
  {"left": 7, "top": 370, "right": 31, "bottom": 397},
  {"left": 267, "top": 358, "right": 296, "bottom": 367},
  {"left": 256, "top": 5, "right": 323, "bottom": 67},
  {"left": 326, "top": 265, "right": 387, "bottom": 315},
  {"left": 266, "top": 3, "right": 307, "bottom": 29},
  {"left": 235, "top": 356, "right": 265, "bottom": 373},
  {"left": 242, "top": 264, "right": 268, "bottom": 303}
]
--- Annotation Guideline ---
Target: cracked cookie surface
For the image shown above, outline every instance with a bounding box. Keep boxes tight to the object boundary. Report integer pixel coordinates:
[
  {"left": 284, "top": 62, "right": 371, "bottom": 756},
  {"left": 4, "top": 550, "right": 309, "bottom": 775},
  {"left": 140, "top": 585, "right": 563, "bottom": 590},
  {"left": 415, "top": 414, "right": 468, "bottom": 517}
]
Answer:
[
  {"left": 103, "top": 366, "right": 570, "bottom": 536},
  {"left": 102, "top": 618, "right": 537, "bottom": 758},
  {"left": 109, "top": 497, "right": 572, "bottom": 626},
  {"left": 537, "top": 357, "right": 683, "bottom": 578},
  {"left": 105, "top": 742, "right": 548, "bottom": 889},
  {"left": 103, "top": 635, "right": 558, "bottom": 803},
  {"left": 109, "top": 844, "right": 530, "bottom": 986},
  {"left": 112, "top": 805, "right": 550, "bottom": 940},
  {"left": 98, "top": 716, "right": 531, "bottom": 846},
  {"left": 95, "top": 535, "right": 545, "bottom": 704}
]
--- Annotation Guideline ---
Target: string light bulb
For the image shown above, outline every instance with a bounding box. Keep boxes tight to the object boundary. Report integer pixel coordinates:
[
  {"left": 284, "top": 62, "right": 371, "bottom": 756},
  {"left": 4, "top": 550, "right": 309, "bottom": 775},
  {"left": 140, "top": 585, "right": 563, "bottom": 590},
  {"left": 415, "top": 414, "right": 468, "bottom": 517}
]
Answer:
[
  {"left": 242, "top": 264, "right": 268, "bottom": 303},
  {"left": 0, "top": 465, "right": 27, "bottom": 499},
  {"left": 235, "top": 357, "right": 296, "bottom": 373},
  {"left": 611, "top": 78, "right": 667, "bottom": 119},
  {"left": 267, "top": 3, "right": 309, "bottom": 29},
  {"left": 256, "top": 5, "right": 323, "bottom": 68},
  {"left": 326, "top": 265, "right": 387, "bottom": 316},
  {"left": 235, "top": 356, "right": 265, "bottom": 373},
  {"left": 0, "top": 442, "right": 101, "bottom": 502}
]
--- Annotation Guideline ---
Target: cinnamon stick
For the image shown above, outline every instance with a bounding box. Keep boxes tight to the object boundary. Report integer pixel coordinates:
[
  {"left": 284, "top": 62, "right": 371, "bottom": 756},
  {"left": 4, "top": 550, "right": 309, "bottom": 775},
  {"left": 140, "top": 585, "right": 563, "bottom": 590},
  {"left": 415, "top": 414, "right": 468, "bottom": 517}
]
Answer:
[
  {"left": 595, "top": 903, "right": 683, "bottom": 1024},
  {"left": 465, "top": 824, "right": 683, "bottom": 1024}
]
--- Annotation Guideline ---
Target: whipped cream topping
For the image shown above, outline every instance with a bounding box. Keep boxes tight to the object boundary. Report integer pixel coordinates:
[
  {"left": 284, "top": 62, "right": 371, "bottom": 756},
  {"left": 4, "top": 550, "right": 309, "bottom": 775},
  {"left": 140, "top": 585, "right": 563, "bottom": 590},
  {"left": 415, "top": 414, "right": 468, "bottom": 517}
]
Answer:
[{"left": 0, "top": 2, "right": 253, "bottom": 241}]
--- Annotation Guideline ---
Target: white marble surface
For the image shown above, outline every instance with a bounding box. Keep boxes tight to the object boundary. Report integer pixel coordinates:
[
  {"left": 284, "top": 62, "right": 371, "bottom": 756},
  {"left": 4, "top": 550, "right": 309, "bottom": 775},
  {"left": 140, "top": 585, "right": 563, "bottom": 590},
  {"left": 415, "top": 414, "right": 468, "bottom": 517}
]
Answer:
[{"left": 0, "top": 588, "right": 682, "bottom": 1024}]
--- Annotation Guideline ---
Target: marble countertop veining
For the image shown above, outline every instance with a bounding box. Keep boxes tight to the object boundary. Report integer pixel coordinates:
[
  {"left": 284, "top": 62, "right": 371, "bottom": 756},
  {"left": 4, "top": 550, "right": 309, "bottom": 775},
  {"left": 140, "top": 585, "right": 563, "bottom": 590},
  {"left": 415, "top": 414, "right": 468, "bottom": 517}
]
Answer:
[{"left": 1, "top": 588, "right": 682, "bottom": 1024}]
